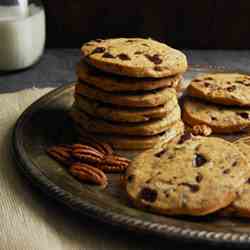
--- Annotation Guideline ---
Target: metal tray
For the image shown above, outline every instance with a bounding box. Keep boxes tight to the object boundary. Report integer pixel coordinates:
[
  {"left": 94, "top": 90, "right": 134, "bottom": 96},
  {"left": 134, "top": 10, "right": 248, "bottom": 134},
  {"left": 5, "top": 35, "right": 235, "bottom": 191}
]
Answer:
[{"left": 12, "top": 66, "right": 250, "bottom": 248}]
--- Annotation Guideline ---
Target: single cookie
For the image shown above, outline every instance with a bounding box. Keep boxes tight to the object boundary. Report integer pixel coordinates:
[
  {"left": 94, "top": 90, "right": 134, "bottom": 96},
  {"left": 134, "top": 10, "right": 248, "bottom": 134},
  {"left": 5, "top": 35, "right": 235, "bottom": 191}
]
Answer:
[
  {"left": 74, "top": 94, "right": 178, "bottom": 123},
  {"left": 74, "top": 120, "right": 184, "bottom": 150},
  {"left": 182, "top": 98, "right": 250, "bottom": 133},
  {"left": 81, "top": 38, "right": 187, "bottom": 78},
  {"left": 188, "top": 73, "right": 250, "bottom": 106},
  {"left": 125, "top": 137, "right": 249, "bottom": 216},
  {"left": 220, "top": 137, "right": 250, "bottom": 218},
  {"left": 77, "top": 60, "right": 182, "bottom": 92},
  {"left": 70, "top": 105, "right": 181, "bottom": 136},
  {"left": 75, "top": 81, "right": 177, "bottom": 108}
]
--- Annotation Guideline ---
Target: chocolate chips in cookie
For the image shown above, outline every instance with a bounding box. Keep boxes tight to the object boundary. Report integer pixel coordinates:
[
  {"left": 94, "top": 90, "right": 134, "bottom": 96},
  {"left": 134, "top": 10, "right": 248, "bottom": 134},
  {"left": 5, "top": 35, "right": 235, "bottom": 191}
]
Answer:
[
  {"left": 188, "top": 73, "right": 250, "bottom": 106},
  {"left": 126, "top": 137, "right": 250, "bottom": 216},
  {"left": 81, "top": 38, "right": 187, "bottom": 78}
]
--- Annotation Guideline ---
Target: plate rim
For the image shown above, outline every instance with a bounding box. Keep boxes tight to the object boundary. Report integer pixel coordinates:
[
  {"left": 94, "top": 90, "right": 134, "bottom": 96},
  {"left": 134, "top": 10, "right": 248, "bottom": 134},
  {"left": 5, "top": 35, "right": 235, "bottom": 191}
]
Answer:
[{"left": 12, "top": 66, "right": 250, "bottom": 247}]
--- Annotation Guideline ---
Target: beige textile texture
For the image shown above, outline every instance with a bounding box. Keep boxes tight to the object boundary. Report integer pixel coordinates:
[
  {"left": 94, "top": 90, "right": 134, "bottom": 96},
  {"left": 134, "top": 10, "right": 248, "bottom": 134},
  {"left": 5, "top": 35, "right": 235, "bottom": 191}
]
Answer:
[{"left": 0, "top": 88, "right": 165, "bottom": 250}]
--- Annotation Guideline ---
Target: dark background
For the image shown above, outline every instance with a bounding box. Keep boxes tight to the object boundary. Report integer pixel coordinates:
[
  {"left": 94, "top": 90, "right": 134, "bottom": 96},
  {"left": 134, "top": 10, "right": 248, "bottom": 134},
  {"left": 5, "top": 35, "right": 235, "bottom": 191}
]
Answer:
[{"left": 42, "top": 0, "right": 250, "bottom": 49}]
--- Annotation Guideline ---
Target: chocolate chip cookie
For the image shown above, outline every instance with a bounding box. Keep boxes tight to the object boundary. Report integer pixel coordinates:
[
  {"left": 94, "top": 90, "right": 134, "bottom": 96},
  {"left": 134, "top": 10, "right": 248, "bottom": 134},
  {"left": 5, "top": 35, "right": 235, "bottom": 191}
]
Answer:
[
  {"left": 77, "top": 60, "right": 182, "bottom": 92},
  {"left": 74, "top": 94, "right": 178, "bottom": 123},
  {"left": 75, "top": 120, "right": 184, "bottom": 150},
  {"left": 75, "top": 81, "right": 177, "bottom": 108},
  {"left": 182, "top": 98, "right": 250, "bottom": 133},
  {"left": 220, "top": 137, "right": 250, "bottom": 218},
  {"left": 188, "top": 73, "right": 250, "bottom": 106},
  {"left": 81, "top": 38, "right": 187, "bottom": 78},
  {"left": 70, "top": 105, "right": 181, "bottom": 136},
  {"left": 126, "top": 137, "right": 249, "bottom": 216}
]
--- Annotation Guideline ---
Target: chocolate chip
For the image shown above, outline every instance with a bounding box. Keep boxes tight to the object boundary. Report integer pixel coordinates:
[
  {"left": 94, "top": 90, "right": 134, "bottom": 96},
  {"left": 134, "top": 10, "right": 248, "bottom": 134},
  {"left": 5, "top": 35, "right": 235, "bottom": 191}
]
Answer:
[
  {"left": 227, "top": 85, "right": 236, "bottom": 92},
  {"left": 117, "top": 53, "right": 131, "bottom": 60},
  {"left": 134, "top": 51, "right": 143, "bottom": 55},
  {"left": 193, "top": 154, "right": 207, "bottom": 167},
  {"left": 102, "top": 52, "right": 115, "bottom": 58},
  {"left": 196, "top": 173, "right": 203, "bottom": 183},
  {"left": 223, "top": 169, "right": 231, "bottom": 174},
  {"left": 204, "top": 82, "right": 210, "bottom": 87},
  {"left": 91, "top": 47, "right": 106, "bottom": 54},
  {"left": 139, "top": 187, "right": 157, "bottom": 202},
  {"left": 181, "top": 183, "right": 200, "bottom": 192},
  {"left": 154, "top": 66, "right": 163, "bottom": 71},
  {"left": 155, "top": 149, "right": 167, "bottom": 158},
  {"left": 193, "top": 79, "right": 201, "bottom": 82},
  {"left": 127, "top": 175, "right": 134, "bottom": 183},
  {"left": 164, "top": 191, "right": 170, "bottom": 198},
  {"left": 232, "top": 160, "right": 238, "bottom": 167},
  {"left": 211, "top": 116, "right": 217, "bottom": 121},
  {"left": 236, "top": 112, "right": 249, "bottom": 119},
  {"left": 178, "top": 132, "right": 192, "bottom": 144},
  {"left": 145, "top": 178, "right": 152, "bottom": 184},
  {"left": 145, "top": 54, "right": 162, "bottom": 65},
  {"left": 246, "top": 178, "right": 250, "bottom": 184}
]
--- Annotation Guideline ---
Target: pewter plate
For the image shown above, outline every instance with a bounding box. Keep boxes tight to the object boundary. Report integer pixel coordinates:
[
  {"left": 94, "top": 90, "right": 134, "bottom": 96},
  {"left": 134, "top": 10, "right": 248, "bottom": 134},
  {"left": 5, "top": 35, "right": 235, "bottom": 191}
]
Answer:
[{"left": 13, "top": 66, "right": 250, "bottom": 248}]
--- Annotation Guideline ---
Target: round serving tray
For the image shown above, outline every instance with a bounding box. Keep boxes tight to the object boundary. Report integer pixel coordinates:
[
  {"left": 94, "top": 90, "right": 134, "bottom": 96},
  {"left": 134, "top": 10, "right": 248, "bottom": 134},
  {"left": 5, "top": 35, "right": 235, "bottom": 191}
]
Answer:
[{"left": 13, "top": 65, "right": 250, "bottom": 248}]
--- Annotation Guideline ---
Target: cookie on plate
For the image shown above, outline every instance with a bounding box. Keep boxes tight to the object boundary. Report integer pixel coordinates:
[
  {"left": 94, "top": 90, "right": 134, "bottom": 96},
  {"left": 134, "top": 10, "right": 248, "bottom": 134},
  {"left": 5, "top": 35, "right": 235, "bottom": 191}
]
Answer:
[
  {"left": 77, "top": 60, "right": 182, "bottom": 92},
  {"left": 220, "top": 137, "right": 250, "bottom": 218},
  {"left": 182, "top": 98, "right": 250, "bottom": 133},
  {"left": 81, "top": 38, "right": 187, "bottom": 78},
  {"left": 75, "top": 81, "right": 177, "bottom": 108},
  {"left": 75, "top": 120, "right": 184, "bottom": 150},
  {"left": 188, "top": 73, "right": 250, "bottom": 106},
  {"left": 70, "top": 106, "right": 181, "bottom": 136},
  {"left": 74, "top": 94, "right": 178, "bottom": 123},
  {"left": 125, "top": 136, "right": 249, "bottom": 216}
]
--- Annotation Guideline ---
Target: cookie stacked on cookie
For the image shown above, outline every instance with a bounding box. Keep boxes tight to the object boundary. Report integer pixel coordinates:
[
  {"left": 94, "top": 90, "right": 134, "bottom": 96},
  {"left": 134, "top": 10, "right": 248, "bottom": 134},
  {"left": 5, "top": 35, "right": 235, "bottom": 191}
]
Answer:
[
  {"left": 183, "top": 73, "right": 250, "bottom": 133},
  {"left": 70, "top": 38, "right": 188, "bottom": 150}
]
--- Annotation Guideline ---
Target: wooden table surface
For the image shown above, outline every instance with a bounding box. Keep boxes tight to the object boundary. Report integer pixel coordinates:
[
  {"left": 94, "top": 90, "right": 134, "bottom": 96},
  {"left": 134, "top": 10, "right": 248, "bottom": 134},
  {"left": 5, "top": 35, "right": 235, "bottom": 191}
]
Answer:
[{"left": 1, "top": 49, "right": 250, "bottom": 250}]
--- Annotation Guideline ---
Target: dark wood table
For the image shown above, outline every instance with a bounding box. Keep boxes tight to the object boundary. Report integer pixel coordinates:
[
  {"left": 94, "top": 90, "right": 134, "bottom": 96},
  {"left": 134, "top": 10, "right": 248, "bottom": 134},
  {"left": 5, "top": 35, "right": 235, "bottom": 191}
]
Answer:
[
  {"left": 1, "top": 49, "right": 249, "bottom": 250},
  {"left": 1, "top": 49, "right": 250, "bottom": 92}
]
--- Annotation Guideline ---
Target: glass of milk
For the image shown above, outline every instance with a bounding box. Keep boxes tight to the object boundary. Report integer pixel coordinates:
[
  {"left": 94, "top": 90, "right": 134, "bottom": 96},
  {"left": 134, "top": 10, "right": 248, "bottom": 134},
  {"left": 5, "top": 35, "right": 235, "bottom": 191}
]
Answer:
[{"left": 0, "top": 0, "right": 45, "bottom": 71}]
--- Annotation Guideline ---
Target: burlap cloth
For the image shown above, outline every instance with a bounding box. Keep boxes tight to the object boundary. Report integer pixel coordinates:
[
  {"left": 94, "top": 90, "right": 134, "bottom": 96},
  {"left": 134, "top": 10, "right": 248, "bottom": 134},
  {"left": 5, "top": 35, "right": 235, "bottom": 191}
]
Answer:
[{"left": 0, "top": 88, "right": 167, "bottom": 250}]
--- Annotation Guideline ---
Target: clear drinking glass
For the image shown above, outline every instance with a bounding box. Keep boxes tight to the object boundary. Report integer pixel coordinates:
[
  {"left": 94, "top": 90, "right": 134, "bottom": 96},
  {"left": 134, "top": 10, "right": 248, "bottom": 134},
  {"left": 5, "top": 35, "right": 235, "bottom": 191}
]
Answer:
[{"left": 0, "top": 0, "right": 46, "bottom": 71}]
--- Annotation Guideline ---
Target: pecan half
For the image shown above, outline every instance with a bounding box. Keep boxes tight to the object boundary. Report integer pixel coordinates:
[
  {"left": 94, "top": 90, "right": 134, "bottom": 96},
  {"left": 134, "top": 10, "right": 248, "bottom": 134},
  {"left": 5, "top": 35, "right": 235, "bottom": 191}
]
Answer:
[
  {"left": 79, "top": 135, "right": 113, "bottom": 155},
  {"left": 99, "top": 155, "right": 131, "bottom": 172},
  {"left": 47, "top": 145, "right": 73, "bottom": 166},
  {"left": 96, "top": 164, "right": 126, "bottom": 173},
  {"left": 72, "top": 144, "right": 104, "bottom": 164},
  {"left": 104, "top": 155, "right": 131, "bottom": 165},
  {"left": 70, "top": 163, "right": 108, "bottom": 187}
]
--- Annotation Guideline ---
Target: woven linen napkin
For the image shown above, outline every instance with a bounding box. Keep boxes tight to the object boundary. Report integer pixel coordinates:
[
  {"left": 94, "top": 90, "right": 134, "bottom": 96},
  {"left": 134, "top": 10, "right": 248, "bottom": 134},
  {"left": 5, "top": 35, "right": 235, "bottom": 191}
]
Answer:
[{"left": 0, "top": 87, "right": 167, "bottom": 250}]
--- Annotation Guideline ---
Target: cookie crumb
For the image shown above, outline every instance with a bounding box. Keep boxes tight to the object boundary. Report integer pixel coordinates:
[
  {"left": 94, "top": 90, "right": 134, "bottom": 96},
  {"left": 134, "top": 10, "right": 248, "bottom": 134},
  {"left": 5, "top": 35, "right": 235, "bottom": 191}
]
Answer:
[{"left": 191, "top": 124, "right": 212, "bottom": 136}]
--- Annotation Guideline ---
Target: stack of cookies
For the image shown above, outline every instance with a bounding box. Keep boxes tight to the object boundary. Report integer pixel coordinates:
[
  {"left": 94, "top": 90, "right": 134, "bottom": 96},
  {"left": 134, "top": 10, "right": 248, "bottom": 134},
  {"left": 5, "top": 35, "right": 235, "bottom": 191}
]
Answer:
[
  {"left": 183, "top": 73, "right": 250, "bottom": 133},
  {"left": 70, "top": 38, "right": 188, "bottom": 150}
]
